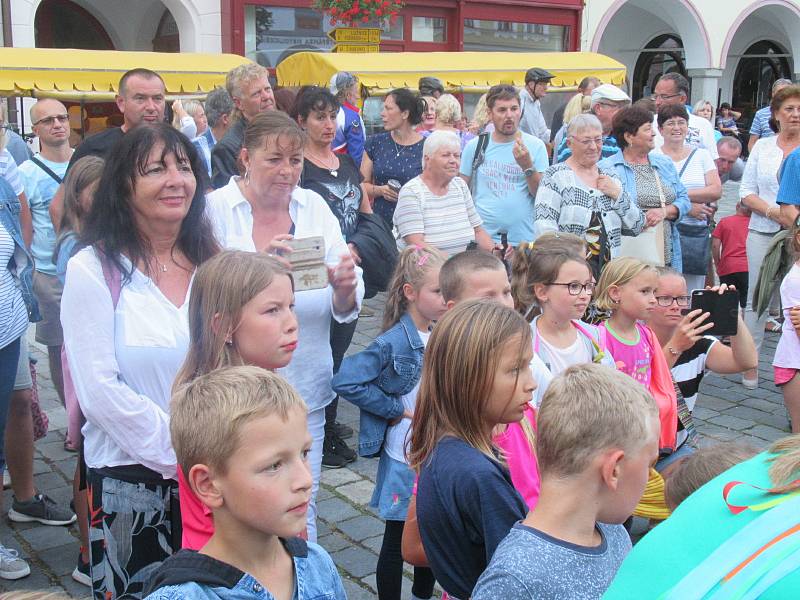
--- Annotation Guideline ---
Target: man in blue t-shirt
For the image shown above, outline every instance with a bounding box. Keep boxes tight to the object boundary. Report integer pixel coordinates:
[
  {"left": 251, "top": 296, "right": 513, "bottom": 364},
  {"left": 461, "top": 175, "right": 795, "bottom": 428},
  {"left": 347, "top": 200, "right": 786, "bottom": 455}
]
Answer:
[
  {"left": 19, "top": 98, "right": 74, "bottom": 404},
  {"left": 776, "top": 145, "right": 800, "bottom": 226},
  {"left": 460, "top": 84, "right": 548, "bottom": 246}
]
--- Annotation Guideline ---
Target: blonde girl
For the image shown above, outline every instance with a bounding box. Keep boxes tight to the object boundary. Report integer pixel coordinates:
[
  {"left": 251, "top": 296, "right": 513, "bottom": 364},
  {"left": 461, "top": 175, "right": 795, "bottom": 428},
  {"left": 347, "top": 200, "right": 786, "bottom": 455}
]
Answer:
[
  {"left": 408, "top": 300, "right": 535, "bottom": 600},
  {"left": 773, "top": 221, "right": 800, "bottom": 432},
  {"left": 174, "top": 250, "right": 298, "bottom": 550},
  {"left": 333, "top": 246, "right": 445, "bottom": 600},
  {"left": 511, "top": 237, "right": 616, "bottom": 376},
  {"left": 595, "top": 257, "right": 681, "bottom": 520}
]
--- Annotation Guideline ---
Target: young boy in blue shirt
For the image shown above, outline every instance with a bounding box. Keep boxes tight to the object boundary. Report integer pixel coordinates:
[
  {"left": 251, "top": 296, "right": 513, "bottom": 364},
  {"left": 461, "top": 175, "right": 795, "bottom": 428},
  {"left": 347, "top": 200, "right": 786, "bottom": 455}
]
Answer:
[
  {"left": 473, "top": 364, "right": 659, "bottom": 600},
  {"left": 144, "top": 366, "right": 346, "bottom": 600}
]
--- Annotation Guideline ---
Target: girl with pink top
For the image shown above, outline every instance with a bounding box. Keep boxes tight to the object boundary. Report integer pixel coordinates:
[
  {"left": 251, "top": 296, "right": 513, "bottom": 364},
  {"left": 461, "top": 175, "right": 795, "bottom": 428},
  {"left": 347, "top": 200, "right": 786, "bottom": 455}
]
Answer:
[
  {"left": 172, "top": 250, "right": 299, "bottom": 550},
  {"left": 774, "top": 221, "right": 800, "bottom": 433}
]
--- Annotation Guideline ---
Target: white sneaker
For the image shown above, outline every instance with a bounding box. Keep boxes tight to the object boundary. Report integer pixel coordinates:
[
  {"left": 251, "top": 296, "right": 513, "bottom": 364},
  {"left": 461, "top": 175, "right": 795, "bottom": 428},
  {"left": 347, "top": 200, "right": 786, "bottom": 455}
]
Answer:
[
  {"left": 0, "top": 544, "right": 31, "bottom": 580},
  {"left": 2, "top": 470, "right": 10, "bottom": 489}
]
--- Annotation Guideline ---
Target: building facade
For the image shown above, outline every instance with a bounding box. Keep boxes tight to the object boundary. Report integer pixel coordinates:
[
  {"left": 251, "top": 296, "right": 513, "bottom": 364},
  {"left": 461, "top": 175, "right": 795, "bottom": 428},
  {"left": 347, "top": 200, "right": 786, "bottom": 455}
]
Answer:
[{"left": 584, "top": 0, "right": 800, "bottom": 120}]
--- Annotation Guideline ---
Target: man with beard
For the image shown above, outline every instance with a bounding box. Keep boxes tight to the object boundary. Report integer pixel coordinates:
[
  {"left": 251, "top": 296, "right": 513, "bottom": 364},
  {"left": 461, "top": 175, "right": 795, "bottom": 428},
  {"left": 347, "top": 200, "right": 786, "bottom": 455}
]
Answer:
[{"left": 460, "top": 84, "right": 548, "bottom": 245}]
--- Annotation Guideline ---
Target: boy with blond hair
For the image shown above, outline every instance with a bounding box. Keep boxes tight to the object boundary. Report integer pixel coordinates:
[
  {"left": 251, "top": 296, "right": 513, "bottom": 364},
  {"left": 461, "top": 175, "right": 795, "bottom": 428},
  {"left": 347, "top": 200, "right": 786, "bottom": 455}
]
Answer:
[
  {"left": 144, "top": 366, "right": 345, "bottom": 600},
  {"left": 473, "top": 364, "right": 659, "bottom": 599}
]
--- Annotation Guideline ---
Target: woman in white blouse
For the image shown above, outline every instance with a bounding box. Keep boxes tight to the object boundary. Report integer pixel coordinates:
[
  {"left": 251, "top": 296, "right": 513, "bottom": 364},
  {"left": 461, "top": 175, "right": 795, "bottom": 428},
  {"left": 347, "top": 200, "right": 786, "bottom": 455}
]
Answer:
[
  {"left": 740, "top": 85, "right": 800, "bottom": 389},
  {"left": 61, "top": 123, "right": 219, "bottom": 598},
  {"left": 393, "top": 130, "right": 493, "bottom": 255},
  {"left": 656, "top": 103, "right": 721, "bottom": 292},
  {"left": 206, "top": 111, "right": 363, "bottom": 541}
]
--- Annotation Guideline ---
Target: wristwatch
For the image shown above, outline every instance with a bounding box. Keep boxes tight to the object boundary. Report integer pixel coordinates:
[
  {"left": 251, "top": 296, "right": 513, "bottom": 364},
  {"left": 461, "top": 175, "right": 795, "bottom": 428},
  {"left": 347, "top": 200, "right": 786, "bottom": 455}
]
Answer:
[{"left": 523, "top": 167, "right": 536, "bottom": 178}]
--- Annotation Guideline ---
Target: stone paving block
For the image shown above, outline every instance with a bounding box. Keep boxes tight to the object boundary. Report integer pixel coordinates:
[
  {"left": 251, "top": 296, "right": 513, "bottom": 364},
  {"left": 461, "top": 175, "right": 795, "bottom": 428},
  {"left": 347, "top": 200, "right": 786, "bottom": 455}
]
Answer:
[
  {"left": 317, "top": 496, "right": 361, "bottom": 524},
  {"left": 342, "top": 577, "right": 379, "bottom": 600},
  {"left": 39, "top": 543, "right": 79, "bottom": 577},
  {"left": 319, "top": 532, "right": 352, "bottom": 553},
  {"left": 347, "top": 457, "right": 379, "bottom": 481},
  {"left": 361, "top": 573, "right": 413, "bottom": 596},
  {"left": 708, "top": 414, "right": 752, "bottom": 431},
  {"left": 692, "top": 406, "right": 719, "bottom": 421},
  {"left": 316, "top": 520, "right": 332, "bottom": 539},
  {"left": 362, "top": 533, "right": 384, "bottom": 555},
  {"left": 317, "top": 486, "right": 334, "bottom": 502},
  {"left": 52, "top": 457, "right": 78, "bottom": 479},
  {"left": 337, "top": 480, "right": 376, "bottom": 506},
  {"left": 32, "top": 459, "right": 51, "bottom": 475},
  {"left": 59, "top": 574, "right": 92, "bottom": 599},
  {"left": 699, "top": 396, "right": 736, "bottom": 413},
  {"left": 36, "top": 430, "right": 64, "bottom": 446},
  {"left": 331, "top": 545, "right": 378, "bottom": 578},
  {"left": 741, "top": 396, "right": 783, "bottom": 413},
  {"left": 697, "top": 424, "right": 742, "bottom": 442},
  {"left": 321, "top": 466, "right": 362, "bottom": 487},
  {"left": 18, "top": 525, "right": 78, "bottom": 552},
  {"left": 747, "top": 424, "right": 788, "bottom": 443},
  {"left": 337, "top": 514, "right": 385, "bottom": 542},
  {"left": 2, "top": 571, "right": 57, "bottom": 593},
  {"left": 726, "top": 406, "right": 790, "bottom": 430},
  {"left": 33, "top": 471, "right": 69, "bottom": 492},
  {"left": 38, "top": 441, "right": 76, "bottom": 462}
]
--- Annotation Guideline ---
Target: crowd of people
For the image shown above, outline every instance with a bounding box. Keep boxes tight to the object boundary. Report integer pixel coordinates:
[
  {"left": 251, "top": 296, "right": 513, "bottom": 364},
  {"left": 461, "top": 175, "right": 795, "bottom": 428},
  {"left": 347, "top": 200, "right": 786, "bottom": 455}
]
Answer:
[{"left": 1, "top": 60, "right": 800, "bottom": 600}]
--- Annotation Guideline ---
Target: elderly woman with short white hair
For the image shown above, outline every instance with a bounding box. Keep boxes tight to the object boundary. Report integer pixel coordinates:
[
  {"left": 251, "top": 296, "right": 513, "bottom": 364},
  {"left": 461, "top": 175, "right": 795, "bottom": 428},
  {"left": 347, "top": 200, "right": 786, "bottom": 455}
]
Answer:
[
  {"left": 534, "top": 113, "right": 645, "bottom": 276},
  {"left": 393, "top": 130, "right": 493, "bottom": 255},
  {"left": 427, "top": 93, "right": 476, "bottom": 149}
]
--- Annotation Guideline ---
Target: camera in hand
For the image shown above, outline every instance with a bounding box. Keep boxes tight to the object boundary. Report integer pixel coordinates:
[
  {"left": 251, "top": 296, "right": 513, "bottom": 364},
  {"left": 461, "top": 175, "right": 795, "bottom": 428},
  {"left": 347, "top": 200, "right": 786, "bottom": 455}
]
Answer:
[{"left": 689, "top": 289, "right": 739, "bottom": 336}]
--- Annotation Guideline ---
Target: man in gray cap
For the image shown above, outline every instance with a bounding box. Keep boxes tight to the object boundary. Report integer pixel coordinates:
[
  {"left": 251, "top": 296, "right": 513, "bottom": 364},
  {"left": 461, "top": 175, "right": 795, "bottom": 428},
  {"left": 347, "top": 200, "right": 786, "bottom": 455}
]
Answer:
[
  {"left": 519, "top": 67, "right": 554, "bottom": 145},
  {"left": 418, "top": 77, "right": 444, "bottom": 98},
  {"left": 555, "top": 83, "right": 630, "bottom": 163}
]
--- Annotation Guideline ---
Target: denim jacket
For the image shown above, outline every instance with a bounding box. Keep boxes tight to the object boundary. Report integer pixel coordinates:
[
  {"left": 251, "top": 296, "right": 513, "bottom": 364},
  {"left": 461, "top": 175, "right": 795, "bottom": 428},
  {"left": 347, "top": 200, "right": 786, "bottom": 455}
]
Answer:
[
  {"left": 0, "top": 178, "right": 40, "bottom": 322},
  {"left": 600, "top": 150, "right": 691, "bottom": 271},
  {"left": 332, "top": 312, "right": 423, "bottom": 457},
  {"left": 144, "top": 539, "right": 346, "bottom": 600}
]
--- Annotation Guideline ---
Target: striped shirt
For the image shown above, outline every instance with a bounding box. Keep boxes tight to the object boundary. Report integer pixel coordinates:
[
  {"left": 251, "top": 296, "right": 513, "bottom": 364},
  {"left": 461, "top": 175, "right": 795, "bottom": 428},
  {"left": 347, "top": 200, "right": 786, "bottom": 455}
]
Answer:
[
  {"left": 0, "top": 149, "right": 23, "bottom": 195},
  {"left": 393, "top": 175, "right": 482, "bottom": 256},
  {"left": 749, "top": 106, "right": 774, "bottom": 139},
  {"left": 672, "top": 336, "right": 717, "bottom": 413},
  {"left": 0, "top": 220, "right": 29, "bottom": 348}
]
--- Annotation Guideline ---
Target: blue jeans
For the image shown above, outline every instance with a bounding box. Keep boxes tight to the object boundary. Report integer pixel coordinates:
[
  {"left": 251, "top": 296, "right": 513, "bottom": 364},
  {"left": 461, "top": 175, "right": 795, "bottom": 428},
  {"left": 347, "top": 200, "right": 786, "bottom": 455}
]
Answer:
[{"left": 0, "top": 336, "right": 22, "bottom": 472}]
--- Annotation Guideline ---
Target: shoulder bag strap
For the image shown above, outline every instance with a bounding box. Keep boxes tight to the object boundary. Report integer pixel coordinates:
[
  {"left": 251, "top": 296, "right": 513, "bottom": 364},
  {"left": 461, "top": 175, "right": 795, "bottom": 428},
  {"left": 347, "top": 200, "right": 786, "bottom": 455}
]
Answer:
[
  {"left": 677, "top": 148, "right": 698, "bottom": 178},
  {"left": 469, "top": 133, "right": 491, "bottom": 194},
  {"left": 30, "top": 156, "right": 63, "bottom": 184}
]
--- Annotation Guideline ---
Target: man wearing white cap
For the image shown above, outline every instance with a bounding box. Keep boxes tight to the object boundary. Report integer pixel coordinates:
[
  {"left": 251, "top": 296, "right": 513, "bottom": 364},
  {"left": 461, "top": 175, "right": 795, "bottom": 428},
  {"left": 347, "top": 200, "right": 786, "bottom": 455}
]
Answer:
[
  {"left": 555, "top": 84, "right": 630, "bottom": 163},
  {"left": 330, "top": 72, "right": 366, "bottom": 167}
]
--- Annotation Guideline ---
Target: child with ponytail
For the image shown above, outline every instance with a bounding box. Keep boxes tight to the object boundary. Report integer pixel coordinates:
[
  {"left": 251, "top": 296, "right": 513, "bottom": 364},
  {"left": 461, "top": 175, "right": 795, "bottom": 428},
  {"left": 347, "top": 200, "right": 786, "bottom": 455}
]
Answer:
[{"left": 332, "top": 245, "right": 446, "bottom": 600}]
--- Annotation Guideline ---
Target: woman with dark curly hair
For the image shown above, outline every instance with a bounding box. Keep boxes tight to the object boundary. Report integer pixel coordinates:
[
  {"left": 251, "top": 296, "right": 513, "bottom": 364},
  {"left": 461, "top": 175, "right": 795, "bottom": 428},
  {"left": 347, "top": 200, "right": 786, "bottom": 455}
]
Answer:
[{"left": 61, "top": 122, "right": 219, "bottom": 598}]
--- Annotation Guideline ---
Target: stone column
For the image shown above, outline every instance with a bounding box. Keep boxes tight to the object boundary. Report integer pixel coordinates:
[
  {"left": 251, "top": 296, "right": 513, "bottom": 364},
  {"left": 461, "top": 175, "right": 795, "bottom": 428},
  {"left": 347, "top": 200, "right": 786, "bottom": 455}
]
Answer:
[{"left": 687, "top": 68, "right": 723, "bottom": 106}]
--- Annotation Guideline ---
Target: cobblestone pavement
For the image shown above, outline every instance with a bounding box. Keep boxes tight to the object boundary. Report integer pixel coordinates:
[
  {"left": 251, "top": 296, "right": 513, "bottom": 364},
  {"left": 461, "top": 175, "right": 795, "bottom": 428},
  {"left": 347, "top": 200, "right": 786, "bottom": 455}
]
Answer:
[{"left": 1, "top": 183, "right": 790, "bottom": 598}]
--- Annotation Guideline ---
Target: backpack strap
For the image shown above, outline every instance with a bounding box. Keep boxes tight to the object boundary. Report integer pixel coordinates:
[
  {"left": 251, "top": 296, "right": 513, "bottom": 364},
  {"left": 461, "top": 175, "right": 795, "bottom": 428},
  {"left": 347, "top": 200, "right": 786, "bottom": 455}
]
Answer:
[{"left": 468, "top": 132, "right": 491, "bottom": 194}]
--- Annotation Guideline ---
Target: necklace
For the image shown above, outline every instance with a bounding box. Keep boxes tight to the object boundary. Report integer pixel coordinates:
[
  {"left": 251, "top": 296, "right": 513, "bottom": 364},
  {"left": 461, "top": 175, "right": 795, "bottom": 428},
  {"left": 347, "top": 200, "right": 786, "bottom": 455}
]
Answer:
[
  {"left": 307, "top": 152, "right": 338, "bottom": 177},
  {"left": 154, "top": 256, "right": 168, "bottom": 273}
]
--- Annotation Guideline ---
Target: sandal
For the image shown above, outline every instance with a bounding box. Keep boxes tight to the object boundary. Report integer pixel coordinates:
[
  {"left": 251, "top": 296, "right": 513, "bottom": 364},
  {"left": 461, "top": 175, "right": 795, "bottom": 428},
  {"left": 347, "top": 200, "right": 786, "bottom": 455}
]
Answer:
[{"left": 765, "top": 317, "right": 782, "bottom": 332}]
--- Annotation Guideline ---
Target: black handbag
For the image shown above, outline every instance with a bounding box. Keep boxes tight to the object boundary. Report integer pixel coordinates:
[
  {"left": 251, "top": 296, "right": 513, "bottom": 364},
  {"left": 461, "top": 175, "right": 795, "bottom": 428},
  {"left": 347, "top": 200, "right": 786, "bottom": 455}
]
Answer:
[{"left": 349, "top": 211, "right": 399, "bottom": 299}]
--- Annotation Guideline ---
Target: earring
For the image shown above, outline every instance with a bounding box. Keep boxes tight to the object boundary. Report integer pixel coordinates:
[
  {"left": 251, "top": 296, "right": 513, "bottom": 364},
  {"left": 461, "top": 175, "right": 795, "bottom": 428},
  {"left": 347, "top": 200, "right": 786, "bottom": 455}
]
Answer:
[
  {"left": 225, "top": 338, "right": 233, "bottom": 346},
  {"left": 244, "top": 168, "right": 250, "bottom": 186}
]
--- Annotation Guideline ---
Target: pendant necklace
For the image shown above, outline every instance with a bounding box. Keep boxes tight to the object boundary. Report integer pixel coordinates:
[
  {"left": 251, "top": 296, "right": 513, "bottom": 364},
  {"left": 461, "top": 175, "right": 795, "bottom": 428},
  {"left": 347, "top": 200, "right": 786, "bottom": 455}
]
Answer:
[
  {"left": 154, "top": 257, "right": 168, "bottom": 273},
  {"left": 310, "top": 152, "right": 338, "bottom": 177},
  {"left": 392, "top": 139, "right": 405, "bottom": 159}
]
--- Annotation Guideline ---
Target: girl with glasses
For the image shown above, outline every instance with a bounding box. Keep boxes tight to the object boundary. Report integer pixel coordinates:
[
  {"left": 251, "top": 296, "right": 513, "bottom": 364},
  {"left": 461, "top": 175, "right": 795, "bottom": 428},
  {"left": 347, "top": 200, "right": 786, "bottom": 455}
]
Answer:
[{"left": 511, "top": 232, "right": 617, "bottom": 378}]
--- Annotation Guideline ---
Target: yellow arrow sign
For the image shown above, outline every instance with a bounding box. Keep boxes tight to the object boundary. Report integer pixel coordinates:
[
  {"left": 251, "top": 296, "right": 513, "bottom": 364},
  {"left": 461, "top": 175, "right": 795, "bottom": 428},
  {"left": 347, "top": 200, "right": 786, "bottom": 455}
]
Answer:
[
  {"left": 328, "top": 28, "right": 382, "bottom": 44},
  {"left": 333, "top": 43, "right": 380, "bottom": 53}
]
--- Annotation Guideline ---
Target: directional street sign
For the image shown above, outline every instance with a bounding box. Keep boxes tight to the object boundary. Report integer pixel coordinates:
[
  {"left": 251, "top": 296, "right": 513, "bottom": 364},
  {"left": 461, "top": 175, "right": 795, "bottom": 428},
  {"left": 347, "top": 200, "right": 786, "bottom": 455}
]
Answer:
[
  {"left": 333, "top": 43, "right": 380, "bottom": 53},
  {"left": 328, "top": 28, "right": 382, "bottom": 44}
]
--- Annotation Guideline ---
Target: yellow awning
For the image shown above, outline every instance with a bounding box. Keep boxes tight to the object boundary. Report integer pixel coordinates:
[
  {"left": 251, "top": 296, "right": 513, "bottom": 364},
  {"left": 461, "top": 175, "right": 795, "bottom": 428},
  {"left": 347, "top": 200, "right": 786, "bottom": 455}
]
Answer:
[
  {"left": 277, "top": 51, "right": 627, "bottom": 94},
  {"left": 0, "top": 48, "right": 253, "bottom": 99}
]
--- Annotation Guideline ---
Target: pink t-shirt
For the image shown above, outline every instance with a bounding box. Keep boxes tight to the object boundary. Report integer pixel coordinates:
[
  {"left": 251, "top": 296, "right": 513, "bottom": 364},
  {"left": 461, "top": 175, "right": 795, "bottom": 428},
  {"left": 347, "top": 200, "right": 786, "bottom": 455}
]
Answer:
[
  {"left": 493, "top": 406, "right": 540, "bottom": 509},
  {"left": 178, "top": 469, "right": 213, "bottom": 550},
  {"left": 600, "top": 321, "right": 653, "bottom": 389}
]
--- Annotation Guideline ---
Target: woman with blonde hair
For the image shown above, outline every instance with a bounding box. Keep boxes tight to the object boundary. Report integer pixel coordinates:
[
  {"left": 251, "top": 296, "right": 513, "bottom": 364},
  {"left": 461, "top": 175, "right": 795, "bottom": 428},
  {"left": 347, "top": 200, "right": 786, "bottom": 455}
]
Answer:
[
  {"left": 467, "top": 93, "right": 492, "bottom": 135},
  {"left": 429, "top": 93, "right": 476, "bottom": 149},
  {"left": 551, "top": 93, "right": 593, "bottom": 155},
  {"left": 173, "top": 249, "right": 298, "bottom": 549}
]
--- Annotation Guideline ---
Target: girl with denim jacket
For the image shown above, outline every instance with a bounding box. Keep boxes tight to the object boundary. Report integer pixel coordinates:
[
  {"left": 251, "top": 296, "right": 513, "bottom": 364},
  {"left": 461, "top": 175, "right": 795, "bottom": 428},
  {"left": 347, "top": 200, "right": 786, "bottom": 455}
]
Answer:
[
  {"left": 332, "top": 246, "right": 445, "bottom": 600},
  {"left": 0, "top": 177, "right": 39, "bottom": 579}
]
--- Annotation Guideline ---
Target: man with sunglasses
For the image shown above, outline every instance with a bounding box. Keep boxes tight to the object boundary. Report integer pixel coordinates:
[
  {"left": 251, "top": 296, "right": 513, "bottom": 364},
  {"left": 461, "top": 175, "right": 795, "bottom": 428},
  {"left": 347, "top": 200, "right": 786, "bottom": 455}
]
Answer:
[
  {"left": 651, "top": 73, "right": 718, "bottom": 159},
  {"left": 646, "top": 269, "right": 756, "bottom": 453}
]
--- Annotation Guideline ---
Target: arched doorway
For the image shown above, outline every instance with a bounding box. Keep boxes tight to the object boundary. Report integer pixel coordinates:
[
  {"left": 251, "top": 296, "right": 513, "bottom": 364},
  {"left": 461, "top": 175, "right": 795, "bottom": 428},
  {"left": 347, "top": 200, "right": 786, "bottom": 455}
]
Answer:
[
  {"left": 732, "top": 41, "right": 791, "bottom": 116},
  {"left": 35, "top": 0, "right": 114, "bottom": 49},
  {"left": 632, "top": 35, "right": 687, "bottom": 101},
  {"left": 152, "top": 9, "right": 180, "bottom": 52}
]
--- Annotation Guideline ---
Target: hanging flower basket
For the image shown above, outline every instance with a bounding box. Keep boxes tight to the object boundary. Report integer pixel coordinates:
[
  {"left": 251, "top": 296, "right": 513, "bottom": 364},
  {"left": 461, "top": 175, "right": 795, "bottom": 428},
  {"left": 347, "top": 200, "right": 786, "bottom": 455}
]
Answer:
[{"left": 315, "top": 0, "right": 404, "bottom": 27}]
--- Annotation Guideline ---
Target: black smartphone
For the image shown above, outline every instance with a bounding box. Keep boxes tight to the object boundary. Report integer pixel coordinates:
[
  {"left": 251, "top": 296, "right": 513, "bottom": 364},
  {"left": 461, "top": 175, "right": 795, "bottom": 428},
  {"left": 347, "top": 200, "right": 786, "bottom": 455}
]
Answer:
[{"left": 690, "top": 289, "right": 739, "bottom": 336}]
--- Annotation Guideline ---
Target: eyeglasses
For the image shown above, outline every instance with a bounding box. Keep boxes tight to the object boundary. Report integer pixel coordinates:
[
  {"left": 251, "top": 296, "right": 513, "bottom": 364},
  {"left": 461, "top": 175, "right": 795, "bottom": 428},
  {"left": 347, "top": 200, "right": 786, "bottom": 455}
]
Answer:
[
  {"left": 550, "top": 282, "right": 595, "bottom": 295},
  {"left": 569, "top": 136, "right": 603, "bottom": 147},
  {"left": 650, "top": 93, "right": 682, "bottom": 102},
  {"left": 661, "top": 119, "right": 687, "bottom": 129},
  {"left": 33, "top": 114, "right": 69, "bottom": 127},
  {"left": 655, "top": 295, "right": 691, "bottom": 307}
]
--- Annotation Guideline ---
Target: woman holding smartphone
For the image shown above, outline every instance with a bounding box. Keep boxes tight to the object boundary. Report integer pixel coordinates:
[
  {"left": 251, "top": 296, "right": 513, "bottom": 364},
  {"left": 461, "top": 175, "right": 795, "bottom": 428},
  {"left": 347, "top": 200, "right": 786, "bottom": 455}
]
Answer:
[
  {"left": 646, "top": 268, "right": 757, "bottom": 459},
  {"left": 205, "top": 110, "right": 365, "bottom": 541}
]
